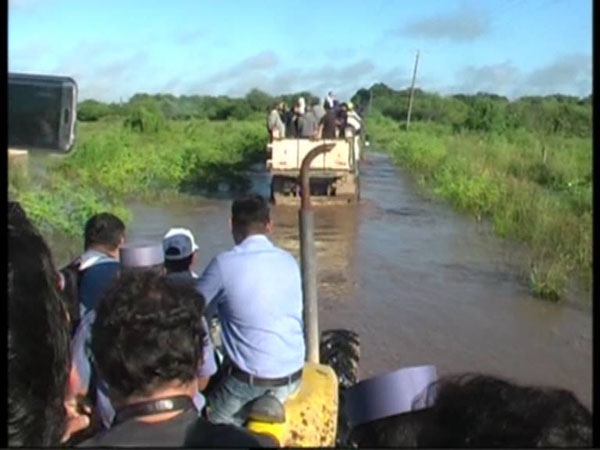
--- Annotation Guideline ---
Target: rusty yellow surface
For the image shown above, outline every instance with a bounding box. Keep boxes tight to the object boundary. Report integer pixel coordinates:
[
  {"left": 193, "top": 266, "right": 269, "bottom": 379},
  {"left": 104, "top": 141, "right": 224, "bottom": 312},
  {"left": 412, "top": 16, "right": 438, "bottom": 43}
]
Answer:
[{"left": 246, "top": 362, "right": 339, "bottom": 447}]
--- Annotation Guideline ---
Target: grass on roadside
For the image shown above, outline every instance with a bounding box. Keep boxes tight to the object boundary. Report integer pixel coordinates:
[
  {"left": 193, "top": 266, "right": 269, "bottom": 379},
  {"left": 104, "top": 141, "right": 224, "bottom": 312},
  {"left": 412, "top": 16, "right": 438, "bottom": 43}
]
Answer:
[{"left": 367, "top": 113, "right": 591, "bottom": 301}]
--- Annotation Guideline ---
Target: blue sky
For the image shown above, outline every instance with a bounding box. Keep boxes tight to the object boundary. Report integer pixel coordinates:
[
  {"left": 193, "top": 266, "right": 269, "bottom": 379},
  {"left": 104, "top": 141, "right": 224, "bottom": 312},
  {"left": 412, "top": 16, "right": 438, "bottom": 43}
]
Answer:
[{"left": 8, "top": 0, "right": 592, "bottom": 102}]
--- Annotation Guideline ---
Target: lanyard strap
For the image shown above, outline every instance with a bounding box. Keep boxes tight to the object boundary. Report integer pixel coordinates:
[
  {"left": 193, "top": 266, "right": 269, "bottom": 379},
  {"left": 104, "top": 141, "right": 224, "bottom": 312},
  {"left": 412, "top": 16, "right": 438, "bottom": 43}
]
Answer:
[{"left": 113, "top": 395, "right": 194, "bottom": 426}]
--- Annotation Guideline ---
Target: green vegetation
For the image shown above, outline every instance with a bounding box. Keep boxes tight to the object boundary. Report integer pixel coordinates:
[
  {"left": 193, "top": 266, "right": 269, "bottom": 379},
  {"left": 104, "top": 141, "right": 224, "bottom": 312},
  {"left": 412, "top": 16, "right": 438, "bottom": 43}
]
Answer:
[
  {"left": 9, "top": 117, "right": 267, "bottom": 237},
  {"left": 366, "top": 109, "right": 591, "bottom": 302},
  {"left": 10, "top": 83, "right": 591, "bottom": 301},
  {"left": 55, "top": 118, "right": 266, "bottom": 197}
]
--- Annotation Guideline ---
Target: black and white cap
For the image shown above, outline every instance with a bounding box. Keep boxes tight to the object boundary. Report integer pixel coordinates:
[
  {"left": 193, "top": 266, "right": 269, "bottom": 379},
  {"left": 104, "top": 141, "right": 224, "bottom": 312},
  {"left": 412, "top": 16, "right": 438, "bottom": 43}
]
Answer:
[{"left": 163, "top": 227, "right": 199, "bottom": 261}]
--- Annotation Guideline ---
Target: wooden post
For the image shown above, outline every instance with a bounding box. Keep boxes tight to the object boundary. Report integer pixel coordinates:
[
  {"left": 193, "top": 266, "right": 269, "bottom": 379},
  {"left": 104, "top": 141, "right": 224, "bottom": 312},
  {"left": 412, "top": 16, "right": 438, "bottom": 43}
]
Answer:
[{"left": 406, "top": 50, "right": 420, "bottom": 131}]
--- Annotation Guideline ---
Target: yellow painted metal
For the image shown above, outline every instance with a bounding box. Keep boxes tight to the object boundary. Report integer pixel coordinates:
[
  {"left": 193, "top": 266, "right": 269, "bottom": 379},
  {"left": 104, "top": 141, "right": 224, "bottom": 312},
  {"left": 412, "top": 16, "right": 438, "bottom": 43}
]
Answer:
[{"left": 246, "top": 362, "right": 339, "bottom": 447}]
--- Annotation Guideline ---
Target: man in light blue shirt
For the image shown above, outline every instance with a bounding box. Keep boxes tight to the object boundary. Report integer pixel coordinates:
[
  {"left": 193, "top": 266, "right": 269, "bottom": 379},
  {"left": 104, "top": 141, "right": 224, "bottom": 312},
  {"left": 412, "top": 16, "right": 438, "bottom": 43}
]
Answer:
[{"left": 196, "top": 195, "right": 305, "bottom": 425}]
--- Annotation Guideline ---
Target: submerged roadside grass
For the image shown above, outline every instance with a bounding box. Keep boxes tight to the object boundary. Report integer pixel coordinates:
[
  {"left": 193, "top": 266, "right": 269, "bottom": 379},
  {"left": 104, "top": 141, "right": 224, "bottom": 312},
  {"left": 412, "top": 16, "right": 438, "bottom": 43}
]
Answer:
[
  {"left": 367, "top": 113, "right": 592, "bottom": 302},
  {"left": 9, "top": 118, "right": 267, "bottom": 239},
  {"left": 10, "top": 112, "right": 591, "bottom": 301}
]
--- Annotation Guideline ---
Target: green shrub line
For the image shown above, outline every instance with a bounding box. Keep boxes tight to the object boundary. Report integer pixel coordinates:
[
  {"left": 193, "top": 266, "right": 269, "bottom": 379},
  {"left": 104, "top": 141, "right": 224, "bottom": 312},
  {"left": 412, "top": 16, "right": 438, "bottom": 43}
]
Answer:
[
  {"left": 366, "top": 113, "right": 591, "bottom": 302},
  {"left": 9, "top": 118, "right": 267, "bottom": 239},
  {"left": 9, "top": 86, "right": 591, "bottom": 303}
]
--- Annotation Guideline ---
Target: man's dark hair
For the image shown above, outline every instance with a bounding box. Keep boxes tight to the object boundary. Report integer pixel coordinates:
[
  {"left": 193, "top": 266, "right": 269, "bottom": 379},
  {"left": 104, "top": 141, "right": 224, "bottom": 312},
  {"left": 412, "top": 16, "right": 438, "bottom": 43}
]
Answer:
[
  {"left": 349, "top": 408, "right": 432, "bottom": 447},
  {"left": 165, "top": 254, "right": 194, "bottom": 273},
  {"left": 8, "top": 202, "right": 70, "bottom": 446},
  {"left": 231, "top": 194, "right": 270, "bottom": 235},
  {"left": 91, "top": 270, "right": 206, "bottom": 400},
  {"left": 84, "top": 212, "right": 125, "bottom": 250},
  {"left": 349, "top": 373, "right": 593, "bottom": 448}
]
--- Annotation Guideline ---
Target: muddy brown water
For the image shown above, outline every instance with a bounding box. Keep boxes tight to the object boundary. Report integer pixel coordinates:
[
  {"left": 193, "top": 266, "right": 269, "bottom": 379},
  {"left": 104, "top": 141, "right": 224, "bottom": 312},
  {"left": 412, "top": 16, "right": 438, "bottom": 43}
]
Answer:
[{"left": 49, "top": 152, "right": 592, "bottom": 409}]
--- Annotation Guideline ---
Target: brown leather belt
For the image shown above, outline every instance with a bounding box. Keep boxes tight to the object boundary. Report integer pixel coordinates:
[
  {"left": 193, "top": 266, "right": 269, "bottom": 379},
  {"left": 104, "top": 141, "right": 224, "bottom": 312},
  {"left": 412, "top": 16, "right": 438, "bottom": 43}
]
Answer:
[{"left": 227, "top": 365, "right": 303, "bottom": 387}]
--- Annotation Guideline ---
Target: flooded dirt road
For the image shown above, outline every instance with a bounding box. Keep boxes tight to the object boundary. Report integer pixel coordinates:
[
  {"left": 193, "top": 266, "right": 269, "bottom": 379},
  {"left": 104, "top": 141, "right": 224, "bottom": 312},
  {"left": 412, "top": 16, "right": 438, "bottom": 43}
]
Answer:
[{"left": 52, "top": 152, "right": 592, "bottom": 408}]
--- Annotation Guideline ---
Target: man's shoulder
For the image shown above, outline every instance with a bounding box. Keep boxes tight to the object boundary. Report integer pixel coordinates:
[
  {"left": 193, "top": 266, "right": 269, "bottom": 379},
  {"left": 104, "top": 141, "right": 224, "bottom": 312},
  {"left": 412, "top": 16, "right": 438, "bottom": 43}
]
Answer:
[
  {"left": 79, "top": 260, "right": 119, "bottom": 282},
  {"left": 270, "top": 244, "right": 297, "bottom": 260},
  {"left": 216, "top": 238, "right": 297, "bottom": 267}
]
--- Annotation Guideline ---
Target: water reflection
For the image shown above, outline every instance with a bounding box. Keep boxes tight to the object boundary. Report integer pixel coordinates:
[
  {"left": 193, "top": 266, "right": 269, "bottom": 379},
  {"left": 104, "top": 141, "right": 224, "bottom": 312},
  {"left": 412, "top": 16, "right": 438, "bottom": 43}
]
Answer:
[{"left": 44, "top": 152, "right": 591, "bottom": 409}]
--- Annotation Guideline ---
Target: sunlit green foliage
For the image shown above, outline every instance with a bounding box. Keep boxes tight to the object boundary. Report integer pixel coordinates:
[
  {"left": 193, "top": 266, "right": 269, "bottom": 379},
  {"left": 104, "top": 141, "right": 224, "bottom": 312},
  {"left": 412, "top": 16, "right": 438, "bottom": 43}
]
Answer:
[{"left": 367, "top": 112, "right": 591, "bottom": 302}]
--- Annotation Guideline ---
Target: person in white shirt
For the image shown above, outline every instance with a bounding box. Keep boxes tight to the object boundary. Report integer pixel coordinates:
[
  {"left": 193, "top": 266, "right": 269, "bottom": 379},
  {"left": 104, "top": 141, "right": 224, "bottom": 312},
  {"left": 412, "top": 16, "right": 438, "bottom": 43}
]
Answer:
[{"left": 324, "top": 91, "right": 336, "bottom": 110}]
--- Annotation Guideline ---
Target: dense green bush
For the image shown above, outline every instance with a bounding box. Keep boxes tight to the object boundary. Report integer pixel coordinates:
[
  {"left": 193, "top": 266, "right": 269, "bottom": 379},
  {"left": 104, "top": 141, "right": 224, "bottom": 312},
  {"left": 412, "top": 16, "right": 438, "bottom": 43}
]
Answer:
[
  {"left": 368, "top": 116, "right": 591, "bottom": 302},
  {"left": 14, "top": 83, "right": 591, "bottom": 302}
]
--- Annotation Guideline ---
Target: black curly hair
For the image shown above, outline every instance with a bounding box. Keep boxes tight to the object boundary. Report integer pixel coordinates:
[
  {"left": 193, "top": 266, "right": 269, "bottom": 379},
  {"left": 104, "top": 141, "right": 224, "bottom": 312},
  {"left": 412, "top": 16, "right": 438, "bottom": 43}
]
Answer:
[
  {"left": 8, "top": 201, "right": 71, "bottom": 446},
  {"left": 91, "top": 270, "right": 206, "bottom": 400},
  {"left": 349, "top": 373, "right": 593, "bottom": 448}
]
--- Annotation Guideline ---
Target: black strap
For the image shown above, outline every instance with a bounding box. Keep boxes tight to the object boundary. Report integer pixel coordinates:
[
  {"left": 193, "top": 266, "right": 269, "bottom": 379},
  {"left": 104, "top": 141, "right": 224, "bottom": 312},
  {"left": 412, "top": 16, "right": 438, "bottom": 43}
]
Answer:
[
  {"left": 228, "top": 365, "right": 303, "bottom": 387},
  {"left": 113, "top": 395, "right": 194, "bottom": 426}
]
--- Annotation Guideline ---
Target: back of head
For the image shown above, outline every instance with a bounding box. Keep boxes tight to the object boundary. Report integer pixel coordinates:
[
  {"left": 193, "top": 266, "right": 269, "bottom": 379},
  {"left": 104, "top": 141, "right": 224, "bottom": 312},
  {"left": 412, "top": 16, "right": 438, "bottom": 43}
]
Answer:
[
  {"left": 84, "top": 212, "right": 126, "bottom": 251},
  {"left": 349, "top": 373, "right": 592, "bottom": 448},
  {"left": 91, "top": 270, "right": 206, "bottom": 401},
  {"left": 231, "top": 194, "right": 270, "bottom": 241},
  {"left": 350, "top": 408, "right": 432, "bottom": 447},
  {"left": 350, "top": 374, "right": 592, "bottom": 448},
  {"left": 163, "top": 228, "right": 198, "bottom": 273},
  {"left": 417, "top": 374, "right": 592, "bottom": 448},
  {"left": 8, "top": 202, "right": 70, "bottom": 446}
]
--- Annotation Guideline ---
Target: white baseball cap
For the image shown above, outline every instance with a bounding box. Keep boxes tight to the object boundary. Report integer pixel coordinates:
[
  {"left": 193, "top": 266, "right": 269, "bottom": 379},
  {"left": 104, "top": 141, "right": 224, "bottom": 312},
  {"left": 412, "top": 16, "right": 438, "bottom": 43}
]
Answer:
[{"left": 163, "top": 228, "right": 199, "bottom": 261}]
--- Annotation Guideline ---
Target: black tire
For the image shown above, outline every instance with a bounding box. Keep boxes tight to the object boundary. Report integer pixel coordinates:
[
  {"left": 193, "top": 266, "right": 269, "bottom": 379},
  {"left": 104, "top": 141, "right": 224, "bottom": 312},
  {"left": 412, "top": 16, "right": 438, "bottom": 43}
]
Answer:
[{"left": 320, "top": 329, "right": 360, "bottom": 446}]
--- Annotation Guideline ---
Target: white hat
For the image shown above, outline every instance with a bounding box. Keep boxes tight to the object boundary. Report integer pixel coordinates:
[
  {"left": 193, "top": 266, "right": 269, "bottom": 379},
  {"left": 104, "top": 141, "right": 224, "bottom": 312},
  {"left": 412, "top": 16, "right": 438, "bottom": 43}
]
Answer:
[{"left": 163, "top": 228, "right": 199, "bottom": 261}]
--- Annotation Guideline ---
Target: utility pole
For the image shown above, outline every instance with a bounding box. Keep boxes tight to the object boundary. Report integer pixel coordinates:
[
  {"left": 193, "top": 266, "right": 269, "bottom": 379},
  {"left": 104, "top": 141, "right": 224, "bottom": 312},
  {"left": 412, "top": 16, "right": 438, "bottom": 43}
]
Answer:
[
  {"left": 405, "top": 50, "right": 420, "bottom": 131},
  {"left": 368, "top": 89, "right": 373, "bottom": 115}
]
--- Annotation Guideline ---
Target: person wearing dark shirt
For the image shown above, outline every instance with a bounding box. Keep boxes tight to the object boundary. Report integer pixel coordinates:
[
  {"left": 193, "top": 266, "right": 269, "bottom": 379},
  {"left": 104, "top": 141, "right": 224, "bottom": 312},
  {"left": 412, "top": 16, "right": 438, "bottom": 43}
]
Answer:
[
  {"left": 319, "top": 107, "right": 338, "bottom": 139},
  {"left": 77, "top": 213, "right": 126, "bottom": 314},
  {"left": 336, "top": 103, "right": 349, "bottom": 138},
  {"left": 79, "top": 270, "right": 274, "bottom": 447},
  {"left": 284, "top": 106, "right": 296, "bottom": 138}
]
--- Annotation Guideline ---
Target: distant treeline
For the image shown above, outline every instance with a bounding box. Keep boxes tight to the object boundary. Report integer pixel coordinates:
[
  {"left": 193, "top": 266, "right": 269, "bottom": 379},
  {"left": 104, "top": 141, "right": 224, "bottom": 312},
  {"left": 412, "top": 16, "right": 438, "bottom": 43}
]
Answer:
[
  {"left": 352, "top": 84, "right": 592, "bottom": 138},
  {"left": 78, "top": 84, "right": 591, "bottom": 138},
  {"left": 77, "top": 89, "right": 320, "bottom": 123}
]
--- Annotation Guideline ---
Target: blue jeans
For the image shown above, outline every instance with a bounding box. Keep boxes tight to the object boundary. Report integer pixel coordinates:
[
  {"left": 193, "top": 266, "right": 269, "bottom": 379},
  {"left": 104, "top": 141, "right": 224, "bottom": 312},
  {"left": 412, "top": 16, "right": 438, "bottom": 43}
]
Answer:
[{"left": 206, "top": 374, "right": 301, "bottom": 426}]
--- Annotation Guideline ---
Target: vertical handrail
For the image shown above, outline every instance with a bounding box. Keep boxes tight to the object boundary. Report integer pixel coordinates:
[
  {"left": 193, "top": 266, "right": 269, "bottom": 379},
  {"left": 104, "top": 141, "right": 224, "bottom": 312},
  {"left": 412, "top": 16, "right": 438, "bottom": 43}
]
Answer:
[{"left": 299, "top": 143, "right": 335, "bottom": 363}]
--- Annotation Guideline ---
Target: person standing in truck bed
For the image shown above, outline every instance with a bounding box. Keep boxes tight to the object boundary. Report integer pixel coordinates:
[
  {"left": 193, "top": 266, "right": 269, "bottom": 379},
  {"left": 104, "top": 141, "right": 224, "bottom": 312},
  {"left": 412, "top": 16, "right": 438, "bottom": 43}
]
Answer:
[
  {"left": 319, "top": 106, "right": 338, "bottom": 139},
  {"left": 298, "top": 105, "right": 319, "bottom": 139},
  {"left": 266, "top": 103, "right": 285, "bottom": 142}
]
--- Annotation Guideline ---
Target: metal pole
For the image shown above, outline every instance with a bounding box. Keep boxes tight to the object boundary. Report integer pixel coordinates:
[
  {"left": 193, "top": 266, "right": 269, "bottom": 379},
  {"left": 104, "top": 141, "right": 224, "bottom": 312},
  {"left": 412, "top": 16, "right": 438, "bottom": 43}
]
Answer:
[
  {"left": 299, "top": 143, "right": 335, "bottom": 363},
  {"left": 406, "top": 50, "right": 420, "bottom": 131}
]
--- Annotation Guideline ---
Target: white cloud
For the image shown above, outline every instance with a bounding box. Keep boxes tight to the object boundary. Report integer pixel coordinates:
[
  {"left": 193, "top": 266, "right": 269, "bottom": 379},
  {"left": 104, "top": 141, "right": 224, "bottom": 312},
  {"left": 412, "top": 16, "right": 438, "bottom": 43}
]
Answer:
[
  {"left": 394, "top": 3, "right": 491, "bottom": 42},
  {"left": 443, "top": 54, "right": 592, "bottom": 99}
]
